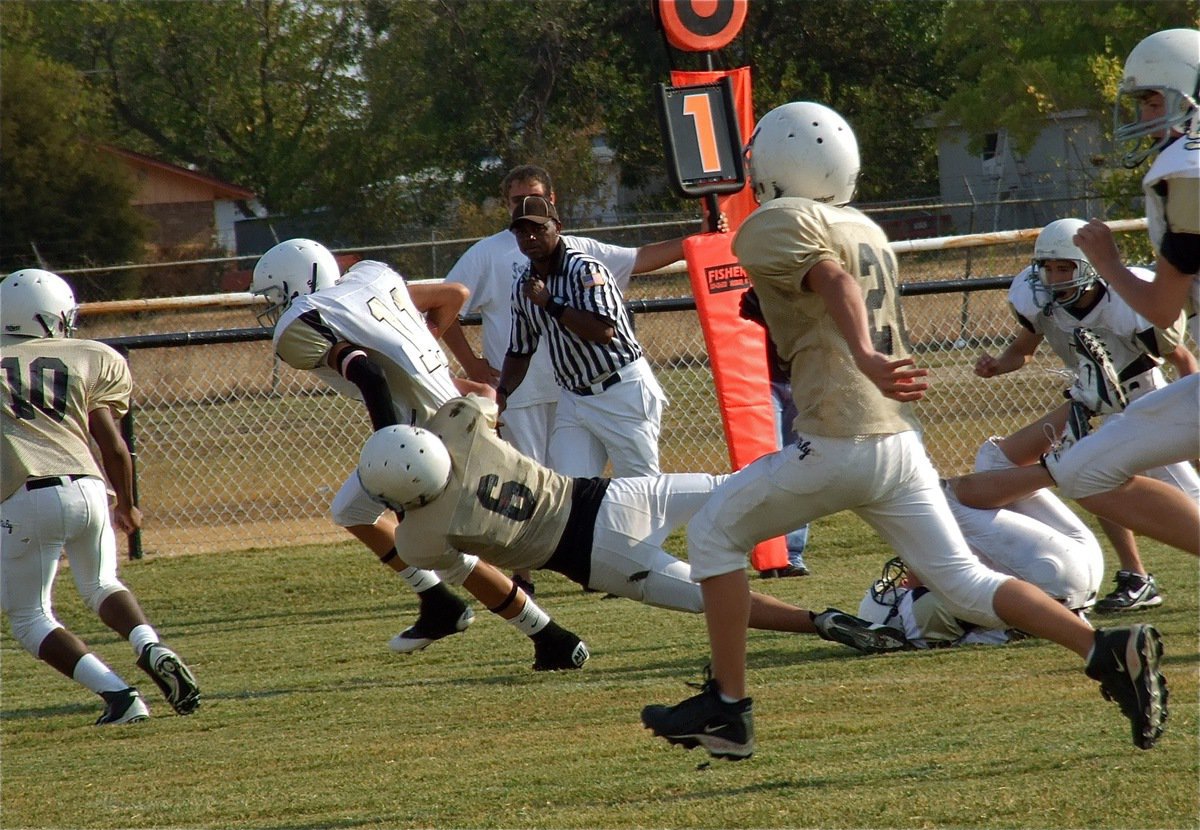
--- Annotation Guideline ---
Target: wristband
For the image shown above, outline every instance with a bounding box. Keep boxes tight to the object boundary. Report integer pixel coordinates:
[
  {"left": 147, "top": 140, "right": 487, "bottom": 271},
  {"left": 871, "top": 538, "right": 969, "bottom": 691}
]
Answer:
[{"left": 546, "top": 298, "right": 566, "bottom": 320}]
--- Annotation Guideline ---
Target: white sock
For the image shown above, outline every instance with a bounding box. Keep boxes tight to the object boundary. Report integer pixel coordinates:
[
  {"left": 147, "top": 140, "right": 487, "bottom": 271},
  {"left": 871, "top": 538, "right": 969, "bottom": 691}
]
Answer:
[
  {"left": 719, "top": 692, "right": 741, "bottom": 704},
  {"left": 507, "top": 597, "right": 550, "bottom": 637},
  {"left": 72, "top": 653, "right": 128, "bottom": 694},
  {"left": 129, "top": 624, "right": 158, "bottom": 657},
  {"left": 399, "top": 566, "right": 440, "bottom": 593}
]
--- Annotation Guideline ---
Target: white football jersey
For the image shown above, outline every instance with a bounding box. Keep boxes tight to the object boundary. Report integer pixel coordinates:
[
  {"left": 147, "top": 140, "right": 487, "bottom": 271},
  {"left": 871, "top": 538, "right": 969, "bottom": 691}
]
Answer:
[
  {"left": 1008, "top": 266, "right": 1185, "bottom": 397},
  {"left": 444, "top": 231, "right": 637, "bottom": 408},
  {"left": 274, "top": 261, "right": 459, "bottom": 426}
]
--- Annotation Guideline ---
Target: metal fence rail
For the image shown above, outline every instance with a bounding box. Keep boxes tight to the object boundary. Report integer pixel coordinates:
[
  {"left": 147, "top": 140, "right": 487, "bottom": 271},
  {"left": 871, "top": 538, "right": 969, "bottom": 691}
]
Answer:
[{"left": 75, "top": 224, "right": 1160, "bottom": 557}]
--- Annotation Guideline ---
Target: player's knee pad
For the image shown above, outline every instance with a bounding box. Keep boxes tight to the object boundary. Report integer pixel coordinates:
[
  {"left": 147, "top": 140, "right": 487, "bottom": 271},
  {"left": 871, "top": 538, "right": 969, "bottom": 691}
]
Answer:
[
  {"left": 637, "top": 565, "right": 704, "bottom": 613},
  {"left": 974, "top": 437, "right": 1017, "bottom": 472},
  {"left": 1044, "top": 451, "right": 1124, "bottom": 499},
  {"left": 435, "top": 554, "right": 479, "bottom": 587},
  {"left": 1023, "top": 551, "right": 1102, "bottom": 611},
  {"left": 7, "top": 607, "right": 61, "bottom": 657}
]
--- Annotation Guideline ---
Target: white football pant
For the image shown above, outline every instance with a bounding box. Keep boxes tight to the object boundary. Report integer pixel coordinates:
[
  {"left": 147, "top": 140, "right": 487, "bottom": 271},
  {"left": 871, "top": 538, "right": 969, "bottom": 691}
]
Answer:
[
  {"left": 1, "top": 477, "right": 128, "bottom": 654},
  {"left": 688, "top": 430, "right": 1011, "bottom": 630}
]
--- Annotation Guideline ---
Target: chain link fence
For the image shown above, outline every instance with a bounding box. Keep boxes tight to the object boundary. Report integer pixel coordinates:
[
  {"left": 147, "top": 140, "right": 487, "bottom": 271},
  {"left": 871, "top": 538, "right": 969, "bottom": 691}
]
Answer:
[{"left": 76, "top": 226, "right": 1164, "bottom": 557}]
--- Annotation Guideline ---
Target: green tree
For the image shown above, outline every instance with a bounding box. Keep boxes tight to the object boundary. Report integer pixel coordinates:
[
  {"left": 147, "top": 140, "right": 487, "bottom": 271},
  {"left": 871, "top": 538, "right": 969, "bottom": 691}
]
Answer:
[
  {"left": 351, "top": 0, "right": 625, "bottom": 228},
  {"left": 937, "top": 1, "right": 1198, "bottom": 155},
  {"left": 0, "top": 44, "right": 146, "bottom": 273},
  {"left": 21, "top": 0, "right": 368, "bottom": 215}
]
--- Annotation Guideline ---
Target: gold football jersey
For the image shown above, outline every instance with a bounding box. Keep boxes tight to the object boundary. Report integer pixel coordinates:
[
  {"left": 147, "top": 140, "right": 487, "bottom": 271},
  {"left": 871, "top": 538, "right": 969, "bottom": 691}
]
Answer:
[
  {"left": 733, "top": 197, "right": 921, "bottom": 437},
  {"left": 1, "top": 337, "right": 131, "bottom": 501},
  {"left": 395, "top": 396, "right": 574, "bottom": 571}
]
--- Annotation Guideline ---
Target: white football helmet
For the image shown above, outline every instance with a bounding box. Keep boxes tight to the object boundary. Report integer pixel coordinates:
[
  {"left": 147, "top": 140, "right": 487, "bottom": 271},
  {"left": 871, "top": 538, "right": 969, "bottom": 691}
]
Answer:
[
  {"left": 357, "top": 425, "right": 452, "bottom": 513},
  {"left": 250, "top": 238, "right": 340, "bottom": 326},
  {"left": 0, "top": 269, "right": 78, "bottom": 338},
  {"left": 1115, "top": 28, "right": 1200, "bottom": 167},
  {"left": 744, "top": 101, "right": 860, "bottom": 206},
  {"left": 1028, "top": 218, "right": 1100, "bottom": 312}
]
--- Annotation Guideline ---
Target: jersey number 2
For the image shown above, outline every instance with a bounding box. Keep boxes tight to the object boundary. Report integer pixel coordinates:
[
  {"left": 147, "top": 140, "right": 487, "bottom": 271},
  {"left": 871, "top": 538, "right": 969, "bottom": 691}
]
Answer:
[{"left": 859, "top": 243, "right": 903, "bottom": 356}]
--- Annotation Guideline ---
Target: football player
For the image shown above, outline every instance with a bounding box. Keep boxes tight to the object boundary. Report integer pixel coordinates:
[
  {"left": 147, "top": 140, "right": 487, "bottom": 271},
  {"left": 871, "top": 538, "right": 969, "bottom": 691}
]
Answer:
[
  {"left": 952, "top": 29, "right": 1200, "bottom": 556},
  {"left": 354, "top": 395, "right": 907, "bottom": 655},
  {"left": 1, "top": 269, "right": 200, "bottom": 724},
  {"left": 856, "top": 436, "right": 1108, "bottom": 650},
  {"left": 973, "top": 217, "right": 1198, "bottom": 610},
  {"left": 251, "top": 240, "right": 587, "bottom": 671},
  {"left": 639, "top": 102, "right": 1167, "bottom": 760}
]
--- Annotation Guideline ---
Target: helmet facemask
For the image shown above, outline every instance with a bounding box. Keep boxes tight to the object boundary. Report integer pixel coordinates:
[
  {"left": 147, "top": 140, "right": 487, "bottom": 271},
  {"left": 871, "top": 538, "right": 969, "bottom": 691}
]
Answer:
[
  {"left": 250, "top": 239, "right": 340, "bottom": 328},
  {"left": 1115, "top": 87, "right": 1199, "bottom": 168},
  {"left": 253, "top": 282, "right": 292, "bottom": 328},
  {"left": 1113, "top": 28, "right": 1200, "bottom": 168},
  {"left": 1028, "top": 259, "right": 1099, "bottom": 314},
  {"left": 1029, "top": 218, "right": 1099, "bottom": 314},
  {"left": 870, "top": 556, "right": 910, "bottom": 611}
]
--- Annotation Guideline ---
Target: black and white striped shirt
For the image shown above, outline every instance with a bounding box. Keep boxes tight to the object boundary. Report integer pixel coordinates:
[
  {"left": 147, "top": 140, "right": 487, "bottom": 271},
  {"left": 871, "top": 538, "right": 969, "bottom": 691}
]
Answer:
[{"left": 508, "top": 240, "right": 643, "bottom": 393}]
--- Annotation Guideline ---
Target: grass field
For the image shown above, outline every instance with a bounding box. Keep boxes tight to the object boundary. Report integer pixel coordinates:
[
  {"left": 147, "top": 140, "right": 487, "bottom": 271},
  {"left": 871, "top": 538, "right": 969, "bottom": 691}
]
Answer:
[{"left": 2, "top": 511, "right": 1196, "bottom": 829}]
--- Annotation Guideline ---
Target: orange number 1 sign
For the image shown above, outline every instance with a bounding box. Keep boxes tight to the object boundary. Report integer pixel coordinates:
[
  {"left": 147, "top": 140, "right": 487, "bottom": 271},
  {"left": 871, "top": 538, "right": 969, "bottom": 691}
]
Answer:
[{"left": 682, "top": 93, "right": 721, "bottom": 173}]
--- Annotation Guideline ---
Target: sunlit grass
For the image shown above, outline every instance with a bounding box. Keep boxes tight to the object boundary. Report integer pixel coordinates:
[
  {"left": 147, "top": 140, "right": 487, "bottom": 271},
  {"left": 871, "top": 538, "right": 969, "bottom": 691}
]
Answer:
[{"left": 3, "top": 511, "right": 1196, "bottom": 829}]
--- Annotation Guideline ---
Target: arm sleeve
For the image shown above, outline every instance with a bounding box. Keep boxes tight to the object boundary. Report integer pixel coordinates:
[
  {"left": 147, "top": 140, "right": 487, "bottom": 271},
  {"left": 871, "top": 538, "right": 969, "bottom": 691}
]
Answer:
[
  {"left": 1160, "top": 231, "right": 1200, "bottom": 276},
  {"left": 339, "top": 350, "right": 399, "bottom": 430}
]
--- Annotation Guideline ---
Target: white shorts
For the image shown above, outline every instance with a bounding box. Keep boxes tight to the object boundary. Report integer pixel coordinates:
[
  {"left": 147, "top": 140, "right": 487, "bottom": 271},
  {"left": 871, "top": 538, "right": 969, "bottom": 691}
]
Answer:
[
  {"left": 0, "top": 476, "right": 126, "bottom": 651},
  {"left": 549, "top": 357, "right": 665, "bottom": 478},
  {"left": 687, "top": 430, "right": 1010, "bottom": 629},
  {"left": 1046, "top": 375, "right": 1200, "bottom": 498}
]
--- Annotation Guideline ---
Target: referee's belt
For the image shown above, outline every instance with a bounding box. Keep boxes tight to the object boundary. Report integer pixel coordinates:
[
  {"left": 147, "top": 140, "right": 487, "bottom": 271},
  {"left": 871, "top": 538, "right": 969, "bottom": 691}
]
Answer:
[
  {"left": 25, "top": 474, "right": 87, "bottom": 491},
  {"left": 571, "top": 370, "right": 622, "bottom": 397}
]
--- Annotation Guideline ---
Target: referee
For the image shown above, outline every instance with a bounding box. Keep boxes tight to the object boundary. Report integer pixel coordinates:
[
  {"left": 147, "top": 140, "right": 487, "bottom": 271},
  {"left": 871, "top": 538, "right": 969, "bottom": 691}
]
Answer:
[{"left": 497, "top": 195, "right": 666, "bottom": 478}]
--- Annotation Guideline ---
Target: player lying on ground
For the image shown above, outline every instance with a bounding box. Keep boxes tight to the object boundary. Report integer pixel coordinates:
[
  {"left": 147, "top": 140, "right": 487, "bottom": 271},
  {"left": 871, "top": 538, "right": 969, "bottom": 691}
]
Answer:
[
  {"left": 848, "top": 435, "right": 1106, "bottom": 651},
  {"left": 354, "top": 394, "right": 906, "bottom": 654}
]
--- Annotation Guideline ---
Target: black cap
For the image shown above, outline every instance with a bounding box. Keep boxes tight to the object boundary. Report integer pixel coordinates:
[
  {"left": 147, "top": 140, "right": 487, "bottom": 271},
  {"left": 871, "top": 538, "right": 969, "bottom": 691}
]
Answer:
[{"left": 509, "top": 195, "right": 559, "bottom": 229}]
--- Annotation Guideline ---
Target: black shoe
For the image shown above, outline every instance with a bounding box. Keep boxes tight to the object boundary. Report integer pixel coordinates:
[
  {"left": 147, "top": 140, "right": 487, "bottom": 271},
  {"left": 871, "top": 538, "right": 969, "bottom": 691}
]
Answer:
[
  {"left": 531, "top": 622, "right": 590, "bottom": 671},
  {"left": 813, "top": 608, "right": 910, "bottom": 654},
  {"left": 1085, "top": 624, "right": 1168, "bottom": 749},
  {"left": 512, "top": 573, "right": 536, "bottom": 599},
  {"left": 1095, "top": 571, "right": 1163, "bottom": 613},
  {"left": 95, "top": 687, "right": 150, "bottom": 726},
  {"left": 641, "top": 671, "right": 754, "bottom": 761},
  {"left": 389, "top": 585, "right": 475, "bottom": 654},
  {"left": 759, "top": 564, "right": 809, "bottom": 579},
  {"left": 137, "top": 643, "right": 200, "bottom": 715}
]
